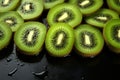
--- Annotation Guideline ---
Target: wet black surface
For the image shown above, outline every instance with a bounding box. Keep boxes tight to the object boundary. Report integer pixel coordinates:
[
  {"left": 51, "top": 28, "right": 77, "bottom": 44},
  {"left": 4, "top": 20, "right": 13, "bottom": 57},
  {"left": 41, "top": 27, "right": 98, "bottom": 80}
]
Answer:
[{"left": 0, "top": 42, "right": 120, "bottom": 80}]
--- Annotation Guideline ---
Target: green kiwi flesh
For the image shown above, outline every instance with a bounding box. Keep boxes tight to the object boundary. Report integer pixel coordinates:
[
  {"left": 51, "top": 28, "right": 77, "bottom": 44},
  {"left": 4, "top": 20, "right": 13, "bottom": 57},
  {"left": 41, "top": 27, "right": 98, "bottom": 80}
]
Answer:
[
  {"left": 103, "top": 19, "right": 120, "bottom": 53},
  {"left": 14, "top": 21, "right": 47, "bottom": 56},
  {"left": 107, "top": 0, "right": 120, "bottom": 14},
  {"left": 0, "top": 0, "right": 20, "bottom": 12},
  {"left": 69, "top": 0, "right": 103, "bottom": 15},
  {"left": 47, "top": 3, "right": 82, "bottom": 28},
  {"left": 45, "top": 23, "right": 74, "bottom": 57},
  {"left": 74, "top": 24, "right": 104, "bottom": 57},
  {"left": 44, "top": 0, "right": 65, "bottom": 9},
  {"left": 17, "top": 0, "right": 43, "bottom": 20},
  {"left": 0, "top": 11, "right": 24, "bottom": 32},
  {"left": 85, "top": 8, "right": 119, "bottom": 28},
  {"left": 0, "top": 22, "right": 12, "bottom": 50}
]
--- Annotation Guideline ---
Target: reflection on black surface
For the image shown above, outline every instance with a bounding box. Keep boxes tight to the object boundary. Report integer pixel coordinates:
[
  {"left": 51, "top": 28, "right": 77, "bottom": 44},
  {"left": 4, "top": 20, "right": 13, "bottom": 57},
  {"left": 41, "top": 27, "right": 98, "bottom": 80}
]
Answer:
[{"left": 0, "top": 41, "right": 14, "bottom": 60}]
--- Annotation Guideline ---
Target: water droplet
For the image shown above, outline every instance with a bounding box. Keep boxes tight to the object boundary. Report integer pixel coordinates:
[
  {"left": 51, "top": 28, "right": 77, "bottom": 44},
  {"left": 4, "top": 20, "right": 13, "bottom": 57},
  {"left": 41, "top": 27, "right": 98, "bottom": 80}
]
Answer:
[
  {"left": 6, "top": 58, "right": 12, "bottom": 62},
  {"left": 32, "top": 70, "right": 48, "bottom": 79},
  {"left": 8, "top": 68, "right": 18, "bottom": 76}
]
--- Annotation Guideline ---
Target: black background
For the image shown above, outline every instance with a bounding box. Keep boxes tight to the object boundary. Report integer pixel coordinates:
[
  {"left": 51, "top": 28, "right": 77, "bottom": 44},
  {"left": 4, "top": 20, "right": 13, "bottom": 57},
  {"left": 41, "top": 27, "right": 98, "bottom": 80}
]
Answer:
[{"left": 0, "top": 0, "right": 120, "bottom": 80}]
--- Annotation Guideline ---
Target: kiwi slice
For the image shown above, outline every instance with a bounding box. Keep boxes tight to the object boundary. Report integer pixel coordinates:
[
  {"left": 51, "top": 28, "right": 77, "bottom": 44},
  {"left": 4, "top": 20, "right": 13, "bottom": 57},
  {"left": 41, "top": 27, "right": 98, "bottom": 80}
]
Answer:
[
  {"left": 74, "top": 24, "right": 104, "bottom": 57},
  {"left": 85, "top": 8, "right": 119, "bottom": 28},
  {"left": 45, "top": 23, "right": 74, "bottom": 57},
  {"left": 103, "top": 19, "right": 120, "bottom": 53},
  {"left": 0, "top": 22, "right": 12, "bottom": 50},
  {"left": 47, "top": 3, "right": 82, "bottom": 28},
  {"left": 14, "top": 21, "right": 47, "bottom": 56},
  {"left": 44, "top": 0, "right": 65, "bottom": 9},
  {"left": 69, "top": 0, "right": 103, "bottom": 15},
  {"left": 107, "top": 0, "right": 120, "bottom": 14},
  {"left": 0, "top": 11, "right": 24, "bottom": 32},
  {"left": 17, "top": 0, "right": 43, "bottom": 20},
  {"left": 0, "top": 0, "right": 20, "bottom": 12}
]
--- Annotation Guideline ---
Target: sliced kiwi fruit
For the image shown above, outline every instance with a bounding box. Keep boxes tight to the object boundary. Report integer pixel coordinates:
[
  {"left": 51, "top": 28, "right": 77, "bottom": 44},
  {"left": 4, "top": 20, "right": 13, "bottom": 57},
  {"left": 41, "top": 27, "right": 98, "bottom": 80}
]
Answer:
[
  {"left": 45, "top": 23, "right": 74, "bottom": 57},
  {"left": 0, "top": 22, "right": 12, "bottom": 50},
  {"left": 107, "top": 0, "right": 120, "bottom": 14},
  {"left": 85, "top": 8, "right": 119, "bottom": 28},
  {"left": 17, "top": 0, "right": 43, "bottom": 20},
  {"left": 0, "top": 0, "right": 20, "bottom": 12},
  {"left": 44, "top": 0, "right": 65, "bottom": 9},
  {"left": 68, "top": 0, "right": 103, "bottom": 15},
  {"left": 47, "top": 3, "right": 82, "bottom": 28},
  {"left": 103, "top": 19, "right": 120, "bottom": 53},
  {"left": 14, "top": 21, "right": 47, "bottom": 56},
  {"left": 0, "top": 11, "right": 24, "bottom": 32},
  {"left": 74, "top": 24, "right": 104, "bottom": 57}
]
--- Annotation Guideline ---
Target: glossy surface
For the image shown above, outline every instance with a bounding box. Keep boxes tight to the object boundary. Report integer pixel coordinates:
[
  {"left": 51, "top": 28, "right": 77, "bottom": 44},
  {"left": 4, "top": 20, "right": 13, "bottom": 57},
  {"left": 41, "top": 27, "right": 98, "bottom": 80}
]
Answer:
[{"left": 0, "top": 42, "right": 119, "bottom": 80}]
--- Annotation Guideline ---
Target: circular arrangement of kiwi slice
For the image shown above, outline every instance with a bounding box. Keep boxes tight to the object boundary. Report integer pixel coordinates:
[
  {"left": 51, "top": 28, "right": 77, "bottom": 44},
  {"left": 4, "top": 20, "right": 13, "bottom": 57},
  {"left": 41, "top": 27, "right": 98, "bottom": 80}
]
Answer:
[
  {"left": 0, "top": 11, "right": 24, "bottom": 32},
  {"left": 0, "top": 0, "right": 20, "bottom": 12},
  {"left": 74, "top": 24, "right": 104, "bottom": 57},
  {"left": 17, "top": 0, "right": 43, "bottom": 20},
  {"left": 85, "top": 8, "right": 119, "bottom": 28},
  {"left": 68, "top": 0, "right": 103, "bottom": 15},
  {"left": 0, "top": 22, "right": 12, "bottom": 50},
  {"left": 107, "top": 0, "right": 120, "bottom": 14},
  {"left": 47, "top": 3, "right": 82, "bottom": 28},
  {"left": 103, "top": 19, "right": 120, "bottom": 53},
  {"left": 45, "top": 23, "right": 74, "bottom": 57},
  {"left": 44, "top": 0, "right": 65, "bottom": 9},
  {"left": 14, "top": 21, "right": 47, "bottom": 56}
]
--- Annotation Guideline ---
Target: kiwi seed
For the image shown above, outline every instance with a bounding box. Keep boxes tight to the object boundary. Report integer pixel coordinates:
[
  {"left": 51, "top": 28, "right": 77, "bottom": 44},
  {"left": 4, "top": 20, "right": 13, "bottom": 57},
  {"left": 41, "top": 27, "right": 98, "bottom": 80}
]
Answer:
[
  {"left": 0, "top": 22, "right": 12, "bottom": 50},
  {"left": 14, "top": 21, "right": 47, "bottom": 56},
  {"left": 47, "top": 3, "right": 82, "bottom": 28},
  {"left": 45, "top": 23, "right": 74, "bottom": 57},
  {"left": 74, "top": 24, "right": 104, "bottom": 57}
]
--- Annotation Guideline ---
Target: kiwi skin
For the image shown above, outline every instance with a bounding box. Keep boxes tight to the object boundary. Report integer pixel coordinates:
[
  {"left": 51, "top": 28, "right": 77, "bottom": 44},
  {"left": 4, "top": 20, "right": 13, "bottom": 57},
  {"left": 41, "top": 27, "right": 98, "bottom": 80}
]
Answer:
[
  {"left": 74, "top": 24, "right": 104, "bottom": 58},
  {"left": 14, "top": 21, "right": 47, "bottom": 56},
  {"left": 0, "top": 22, "right": 12, "bottom": 51},
  {"left": 45, "top": 23, "right": 74, "bottom": 57}
]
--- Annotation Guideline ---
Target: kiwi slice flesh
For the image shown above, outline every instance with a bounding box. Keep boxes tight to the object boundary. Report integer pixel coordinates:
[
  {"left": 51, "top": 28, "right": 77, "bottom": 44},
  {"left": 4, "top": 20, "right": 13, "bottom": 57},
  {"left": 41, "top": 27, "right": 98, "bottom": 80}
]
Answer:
[
  {"left": 69, "top": 0, "right": 103, "bottom": 15},
  {"left": 44, "top": 0, "right": 64, "bottom": 9},
  {"left": 47, "top": 3, "right": 82, "bottom": 28},
  {"left": 107, "top": 0, "right": 120, "bottom": 14},
  {"left": 45, "top": 23, "right": 74, "bottom": 57},
  {"left": 14, "top": 21, "right": 47, "bottom": 56},
  {"left": 17, "top": 0, "right": 43, "bottom": 20},
  {"left": 103, "top": 19, "right": 120, "bottom": 53},
  {"left": 0, "top": 22, "right": 12, "bottom": 50},
  {"left": 85, "top": 8, "right": 119, "bottom": 28},
  {"left": 0, "top": 0, "right": 20, "bottom": 12},
  {"left": 0, "top": 11, "right": 24, "bottom": 32},
  {"left": 74, "top": 24, "right": 104, "bottom": 57}
]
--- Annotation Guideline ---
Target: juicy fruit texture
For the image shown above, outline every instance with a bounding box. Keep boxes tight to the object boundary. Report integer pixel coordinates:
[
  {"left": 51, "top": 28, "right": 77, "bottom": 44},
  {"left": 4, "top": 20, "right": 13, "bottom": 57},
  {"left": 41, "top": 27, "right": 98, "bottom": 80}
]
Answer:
[
  {"left": 74, "top": 24, "right": 104, "bottom": 57},
  {"left": 0, "top": 0, "right": 20, "bottom": 12},
  {"left": 45, "top": 23, "right": 74, "bottom": 57},
  {"left": 17, "top": 0, "right": 43, "bottom": 20},
  {"left": 44, "top": 0, "right": 64, "bottom": 9},
  {"left": 107, "top": 0, "right": 120, "bottom": 14},
  {"left": 47, "top": 3, "right": 82, "bottom": 28},
  {"left": 103, "top": 19, "right": 120, "bottom": 53},
  {"left": 0, "top": 22, "right": 12, "bottom": 50},
  {"left": 69, "top": 0, "right": 103, "bottom": 15},
  {"left": 0, "top": 11, "right": 24, "bottom": 32},
  {"left": 85, "top": 8, "right": 119, "bottom": 28},
  {"left": 14, "top": 22, "right": 47, "bottom": 55}
]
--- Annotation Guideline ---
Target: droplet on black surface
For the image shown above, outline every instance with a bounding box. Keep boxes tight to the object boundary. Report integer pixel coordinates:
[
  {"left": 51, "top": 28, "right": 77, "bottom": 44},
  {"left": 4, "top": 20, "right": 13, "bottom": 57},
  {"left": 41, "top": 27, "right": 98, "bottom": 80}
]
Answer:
[
  {"left": 8, "top": 68, "right": 18, "bottom": 76},
  {"left": 32, "top": 70, "right": 48, "bottom": 79},
  {"left": 6, "top": 58, "right": 12, "bottom": 62}
]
